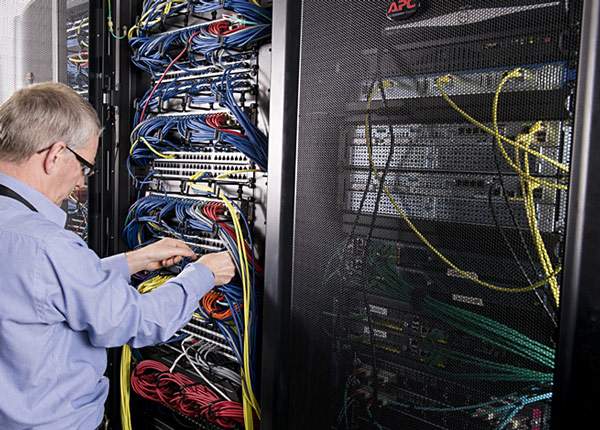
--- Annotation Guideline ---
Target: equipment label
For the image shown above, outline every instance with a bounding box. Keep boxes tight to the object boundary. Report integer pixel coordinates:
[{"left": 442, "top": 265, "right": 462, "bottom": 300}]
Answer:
[
  {"left": 452, "top": 294, "right": 484, "bottom": 307},
  {"left": 369, "top": 304, "right": 389, "bottom": 316},
  {"left": 386, "top": 0, "right": 422, "bottom": 21},
  {"left": 364, "top": 326, "right": 388, "bottom": 339}
]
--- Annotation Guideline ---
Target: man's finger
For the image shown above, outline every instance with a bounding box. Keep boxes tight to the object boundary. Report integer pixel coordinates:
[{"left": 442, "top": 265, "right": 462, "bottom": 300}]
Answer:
[{"left": 164, "top": 245, "right": 195, "bottom": 258}]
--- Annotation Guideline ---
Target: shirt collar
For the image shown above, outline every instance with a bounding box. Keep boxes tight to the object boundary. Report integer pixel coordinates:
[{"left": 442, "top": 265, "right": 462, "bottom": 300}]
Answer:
[{"left": 0, "top": 172, "right": 67, "bottom": 227}]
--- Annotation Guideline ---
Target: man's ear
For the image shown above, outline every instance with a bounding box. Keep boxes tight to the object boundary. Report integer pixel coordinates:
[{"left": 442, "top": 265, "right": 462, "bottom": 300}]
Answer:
[{"left": 42, "top": 142, "right": 67, "bottom": 175}]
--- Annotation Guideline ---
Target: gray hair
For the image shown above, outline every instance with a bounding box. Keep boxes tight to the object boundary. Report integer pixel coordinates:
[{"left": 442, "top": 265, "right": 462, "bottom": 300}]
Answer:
[{"left": 0, "top": 82, "right": 101, "bottom": 162}]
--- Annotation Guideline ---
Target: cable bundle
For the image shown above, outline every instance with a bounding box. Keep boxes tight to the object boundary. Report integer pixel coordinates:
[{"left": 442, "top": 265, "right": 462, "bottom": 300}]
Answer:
[
  {"left": 128, "top": 111, "right": 266, "bottom": 173},
  {"left": 381, "top": 389, "right": 552, "bottom": 430},
  {"left": 123, "top": 195, "right": 262, "bottom": 275},
  {"left": 128, "top": 0, "right": 270, "bottom": 40},
  {"left": 435, "top": 69, "right": 565, "bottom": 306},
  {"left": 133, "top": 70, "right": 254, "bottom": 124},
  {"left": 128, "top": 0, "right": 188, "bottom": 37},
  {"left": 125, "top": 4, "right": 268, "bottom": 429},
  {"left": 332, "top": 247, "right": 556, "bottom": 430},
  {"left": 211, "top": 67, "right": 268, "bottom": 169},
  {"left": 365, "top": 249, "right": 554, "bottom": 378},
  {"left": 191, "top": 0, "right": 272, "bottom": 24},
  {"left": 130, "top": 14, "right": 270, "bottom": 75},
  {"left": 66, "top": 17, "right": 89, "bottom": 93},
  {"left": 131, "top": 360, "right": 244, "bottom": 428}
]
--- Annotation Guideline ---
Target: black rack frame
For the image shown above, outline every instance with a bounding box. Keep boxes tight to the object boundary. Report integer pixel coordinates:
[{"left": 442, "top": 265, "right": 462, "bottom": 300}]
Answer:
[{"left": 261, "top": 1, "right": 600, "bottom": 430}]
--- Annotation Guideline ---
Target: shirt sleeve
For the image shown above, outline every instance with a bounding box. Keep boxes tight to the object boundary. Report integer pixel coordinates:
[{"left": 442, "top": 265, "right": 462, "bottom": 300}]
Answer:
[
  {"left": 36, "top": 233, "right": 215, "bottom": 348},
  {"left": 100, "top": 253, "right": 130, "bottom": 280}
]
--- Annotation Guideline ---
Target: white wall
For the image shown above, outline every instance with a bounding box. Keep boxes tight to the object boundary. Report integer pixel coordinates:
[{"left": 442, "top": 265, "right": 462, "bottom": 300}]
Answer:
[{"left": 0, "top": 0, "right": 54, "bottom": 102}]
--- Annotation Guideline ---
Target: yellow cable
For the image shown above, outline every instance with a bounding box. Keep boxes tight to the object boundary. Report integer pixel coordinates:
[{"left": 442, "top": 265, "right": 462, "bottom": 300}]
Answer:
[
  {"left": 77, "top": 17, "right": 89, "bottom": 48},
  {"left": 363, "top": 82, "right": 560, "bottom": 294},
  {"left": 489, "top": 71, "right": 567, "bottom": 191},
  {"left": 216, "top": 169, "right": 257, "bottom": 179},
  {"left": 120, "top": 274, "right": 173, "bottom": 430},
  {"left": 434, "top": 72, "right": 569, "bottom": 174},
  {"left": 127, "top": 24, "right": 139, "bottom": 39},
  {"left": 120, "top": 345, "right": 132, "bottom": 430},
  {"left": 68, "top": 55, "right": 88, "bottom": 64},
  {"left": 518, "top": 142, "right": 560, "bottom": 305},
  {"left": 222, "top": 198, "right": 254, "bottom": 427},
  {"left": 190, "top": 170, "right": 206, "bottom": 181},
  {"left": 221, "top": 196, "right": 260, "bottom": 427},
  {"left": 129, "top": 0, "right": 186, "bottom": 39},
  {"left": 162, "top": 181, "right": 260, "bottom": 422},
  {"left": 492, "top": 69, "right": 562, "bottom": 306},
  {"left": 130, "top": 137, "right": 176, "bottom": 159}
]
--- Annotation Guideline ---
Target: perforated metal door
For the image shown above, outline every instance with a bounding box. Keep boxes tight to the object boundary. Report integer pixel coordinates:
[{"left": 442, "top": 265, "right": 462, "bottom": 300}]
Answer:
[{"left": 285, "top": 1, "right": 583, "bottom": 429}]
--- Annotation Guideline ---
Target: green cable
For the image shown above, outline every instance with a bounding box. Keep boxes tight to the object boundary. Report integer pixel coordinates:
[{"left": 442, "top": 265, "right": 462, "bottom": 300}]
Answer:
[
  {"left": 374, "top": 258, "right": 554, "bottom": 360},
  {"left": 367, "top": 256, "right": 555, "bottom": 369},
  {"left": 428, "top": 298, "right": 554, "bottom": 358},
  {"left": 425, "top": 299, "right": 554, "bottom": 367},
  {"left": 107, "top": 0, "right": 127, "bottom": 40},
  {"left": 425, "top": 302, "right": 554, "bottom": 369}
]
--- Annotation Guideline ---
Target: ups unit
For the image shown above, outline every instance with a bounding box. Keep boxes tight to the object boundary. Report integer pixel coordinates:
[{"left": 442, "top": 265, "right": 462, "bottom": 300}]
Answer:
[{"left": 263, "top": 1, "right": 600, "bottom": 430}]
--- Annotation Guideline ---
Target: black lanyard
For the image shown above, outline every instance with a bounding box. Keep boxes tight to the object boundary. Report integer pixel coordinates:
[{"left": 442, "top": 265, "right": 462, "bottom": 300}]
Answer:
[{"left": 0, "top": 184, "right": 38, "bottom": 213}]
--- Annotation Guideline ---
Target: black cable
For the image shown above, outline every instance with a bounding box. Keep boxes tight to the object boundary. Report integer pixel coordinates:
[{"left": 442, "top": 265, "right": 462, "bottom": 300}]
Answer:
[
  {"left": 347, "top": 80, "right": 378, "bottom": 241},
  {"left": 490, "top": 138, "right": 558, "bottom": 326},
  {"left": 487, "top": 184, "right": 533, "bottom": 284},
  {"left": 357, "top": 80, "right": 394, "bottom": 420}
]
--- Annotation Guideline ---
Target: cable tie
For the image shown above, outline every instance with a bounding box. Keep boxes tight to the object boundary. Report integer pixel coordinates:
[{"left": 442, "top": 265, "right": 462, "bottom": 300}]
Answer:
[{"left": 180, "top": 180, "right": 189, "bottom": 194}]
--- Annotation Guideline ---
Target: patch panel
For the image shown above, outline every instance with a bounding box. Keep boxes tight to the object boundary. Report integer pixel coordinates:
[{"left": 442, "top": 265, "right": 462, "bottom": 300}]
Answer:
[
  {"left": 138, "top": 67, "right": 257, "bottom": 115},
  {"left": 165, "top": 327, "right": 238, "bottom": 362},
  {"left": 152, "top": 152, "right": 255, "bottom": 185}
]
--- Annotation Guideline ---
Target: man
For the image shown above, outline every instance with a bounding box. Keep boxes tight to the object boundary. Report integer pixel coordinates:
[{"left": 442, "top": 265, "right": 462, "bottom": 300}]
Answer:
[{"left": 0, "top": 82, "right": 235, "bottom": 429}]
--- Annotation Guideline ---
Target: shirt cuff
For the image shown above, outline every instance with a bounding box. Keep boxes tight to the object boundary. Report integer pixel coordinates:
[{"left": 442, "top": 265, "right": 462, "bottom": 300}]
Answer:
[
  {"left": 100, "top": 254, "right": 131, "bottom": 281},
  {"left": 176, "top": 262, "right": 215, "bottom": 298}
]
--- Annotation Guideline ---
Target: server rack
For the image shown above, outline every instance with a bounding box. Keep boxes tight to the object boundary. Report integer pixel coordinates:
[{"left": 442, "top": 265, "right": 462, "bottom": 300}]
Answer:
[
  {"left": 87, "top": 1, "right": 272, "bottom": 429},
  {"left": 62, "top": 0, "right": 91, "bottom": 240},
  {"left": 263, "top": 2, "right": 600, "bottom": 430}
]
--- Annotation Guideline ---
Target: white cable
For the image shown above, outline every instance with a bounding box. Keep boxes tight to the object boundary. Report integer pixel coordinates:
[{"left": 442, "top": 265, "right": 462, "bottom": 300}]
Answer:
[{"left": 179, "top": 336, "right": 233, "bottom": 401}]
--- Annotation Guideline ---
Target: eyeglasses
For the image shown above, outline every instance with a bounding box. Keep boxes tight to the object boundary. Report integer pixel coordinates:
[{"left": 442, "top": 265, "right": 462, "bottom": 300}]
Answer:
[
  {"left": 37, "top": 144, "right": 96, "bottom": 177},
  {"left": 64, "top": 146, "right": 96, "bottom": 177}
]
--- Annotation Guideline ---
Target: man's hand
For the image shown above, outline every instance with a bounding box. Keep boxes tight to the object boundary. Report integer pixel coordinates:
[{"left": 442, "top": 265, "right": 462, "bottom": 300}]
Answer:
[
  {"left": 126, "top": 238, "right": 197, "bottom": 274},
  {"left": 196, "top": 251, "right": 236, "bottom": 285}
]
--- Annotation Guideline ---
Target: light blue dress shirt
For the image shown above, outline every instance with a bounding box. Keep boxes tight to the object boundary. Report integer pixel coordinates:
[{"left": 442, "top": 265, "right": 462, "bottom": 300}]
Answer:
[{"left": 0, "top": 173, "right": 215, "bottom": 429}]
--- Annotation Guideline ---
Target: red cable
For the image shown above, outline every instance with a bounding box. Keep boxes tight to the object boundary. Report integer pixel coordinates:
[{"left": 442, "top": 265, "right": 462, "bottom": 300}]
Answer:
[
  {"left": 201, "top": 202, "right": 263, "bottom": 272},
  {"left": 139, "top": 31, "right": 201, "bottom": 124},
  {"left": 131, "top": 360, "right": 243, "bottom": 428},
  {"left": 206, "top": 113, "right": 244, "bottom": 137}
]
